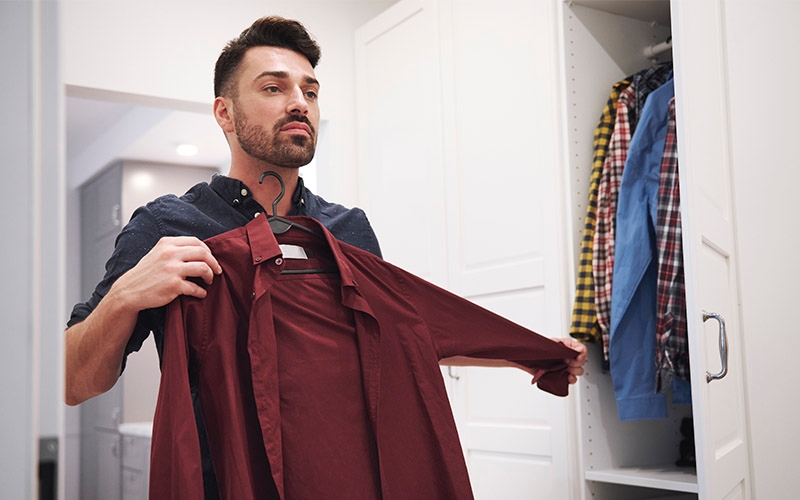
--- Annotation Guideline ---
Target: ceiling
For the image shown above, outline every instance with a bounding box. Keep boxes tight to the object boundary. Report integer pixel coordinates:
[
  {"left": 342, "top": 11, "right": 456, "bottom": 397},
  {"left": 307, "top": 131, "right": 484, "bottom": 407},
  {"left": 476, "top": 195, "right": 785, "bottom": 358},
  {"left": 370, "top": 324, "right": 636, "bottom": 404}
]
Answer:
[
  {"left": 63, "top": 0, "right": 402, "bottom": 188},
  {"left": 66, "top": 93, "right": 231, "bottom": 187}
]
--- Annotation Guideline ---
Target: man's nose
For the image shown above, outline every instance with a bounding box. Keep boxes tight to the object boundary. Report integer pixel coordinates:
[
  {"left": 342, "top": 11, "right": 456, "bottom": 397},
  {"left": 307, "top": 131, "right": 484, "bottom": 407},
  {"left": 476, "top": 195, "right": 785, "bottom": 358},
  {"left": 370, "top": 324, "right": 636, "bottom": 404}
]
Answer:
[{"left": 287, "top": 87, "right": 309, "bottom": 115}]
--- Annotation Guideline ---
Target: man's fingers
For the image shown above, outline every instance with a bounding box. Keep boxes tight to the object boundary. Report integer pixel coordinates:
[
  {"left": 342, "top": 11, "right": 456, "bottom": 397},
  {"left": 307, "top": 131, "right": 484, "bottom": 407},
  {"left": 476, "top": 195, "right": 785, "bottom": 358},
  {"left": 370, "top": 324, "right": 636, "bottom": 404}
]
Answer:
[
  {"left": 157, "top": 238, "right": 222, "bottom": 275},
  {"left": 554, "top": 337, "right": 587, "bottom": 386},
  {"left": 181, "top": 261, "right": 218, "bottom": 285},
  {"left": 179, "top": 279, "right": 209, "bottom": 300},
  {"left": 161, "top": 235, "right": 209, "bottom": 247}
]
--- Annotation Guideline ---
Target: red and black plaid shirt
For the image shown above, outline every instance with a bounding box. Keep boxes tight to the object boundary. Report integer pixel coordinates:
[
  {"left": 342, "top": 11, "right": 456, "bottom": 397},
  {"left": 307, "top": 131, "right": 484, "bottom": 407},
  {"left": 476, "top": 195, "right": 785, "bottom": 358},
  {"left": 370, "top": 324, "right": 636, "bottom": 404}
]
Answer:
[
  {"left": 593, "top": 85, "right": 634, "bottom": 358},
  {"left": 655, "top": 98, "right": 690, "bottom": 390}
]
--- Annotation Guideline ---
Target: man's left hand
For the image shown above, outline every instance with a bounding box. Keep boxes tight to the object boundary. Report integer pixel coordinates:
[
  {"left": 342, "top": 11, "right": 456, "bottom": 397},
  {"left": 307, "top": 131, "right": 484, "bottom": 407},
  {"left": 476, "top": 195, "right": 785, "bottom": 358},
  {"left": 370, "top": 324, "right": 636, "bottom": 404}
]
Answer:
[{"left": 554, "top": 337, "right": 587, "bottom": 385}]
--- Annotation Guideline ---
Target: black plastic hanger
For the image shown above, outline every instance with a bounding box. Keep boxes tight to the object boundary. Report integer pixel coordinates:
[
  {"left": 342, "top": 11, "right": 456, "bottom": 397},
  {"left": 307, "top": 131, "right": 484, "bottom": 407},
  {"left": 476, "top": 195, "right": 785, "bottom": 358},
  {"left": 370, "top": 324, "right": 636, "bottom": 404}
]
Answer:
[
  {"left": 258, "top": 171, "right": 337, "bottom": 275},
  {"left": 258, "top": 171, "right": 324, "bottom": 238}
]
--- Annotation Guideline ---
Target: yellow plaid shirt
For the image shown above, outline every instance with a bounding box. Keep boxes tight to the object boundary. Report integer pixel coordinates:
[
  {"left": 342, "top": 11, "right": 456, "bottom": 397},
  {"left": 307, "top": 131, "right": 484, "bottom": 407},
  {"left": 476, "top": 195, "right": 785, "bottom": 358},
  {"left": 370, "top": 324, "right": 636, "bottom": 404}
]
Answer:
[{"left": 569, "top": 79, "right": 631, "bottom": 344}]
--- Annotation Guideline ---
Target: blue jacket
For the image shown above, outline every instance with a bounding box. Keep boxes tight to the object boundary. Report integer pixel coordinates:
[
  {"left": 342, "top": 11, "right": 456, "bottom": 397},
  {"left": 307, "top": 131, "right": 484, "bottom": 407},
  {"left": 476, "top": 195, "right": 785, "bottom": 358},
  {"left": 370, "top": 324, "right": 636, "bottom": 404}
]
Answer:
[{"left": 610, "top": 78, "right": 691, "bottom": 421}]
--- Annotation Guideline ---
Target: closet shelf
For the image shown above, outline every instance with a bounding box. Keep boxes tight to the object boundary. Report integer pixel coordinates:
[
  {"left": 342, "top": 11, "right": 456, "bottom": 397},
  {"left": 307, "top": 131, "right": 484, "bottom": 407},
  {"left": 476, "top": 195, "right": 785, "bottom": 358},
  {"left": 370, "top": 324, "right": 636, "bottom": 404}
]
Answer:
[
  {"left": 585, "top": 464, "right": 698, "bottom": 493},
  {"left": 567, "top": 0, "right": 671, "bottom": 26}
]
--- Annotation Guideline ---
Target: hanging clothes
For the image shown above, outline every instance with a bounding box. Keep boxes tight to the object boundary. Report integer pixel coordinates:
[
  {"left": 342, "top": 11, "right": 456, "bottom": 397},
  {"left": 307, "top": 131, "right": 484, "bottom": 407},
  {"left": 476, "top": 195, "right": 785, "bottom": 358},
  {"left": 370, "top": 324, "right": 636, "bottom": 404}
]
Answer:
[
  {"left": 569, "top": 78, "right": 631, "bottom": 346},
  {"left": 655, "top": 97, "right": 690, "bottom": 391},
  {"left": 150, "top": 214, "right": 580, "bottom": 500},
  {"left": 592, "top": 83, "right": 635, "bottom": 360},
  {"left": 609, "top": 78, "right": 691, "bottom": 421},
  {"left": 592, "top": 64, "right": 675, "bottom": 366}
]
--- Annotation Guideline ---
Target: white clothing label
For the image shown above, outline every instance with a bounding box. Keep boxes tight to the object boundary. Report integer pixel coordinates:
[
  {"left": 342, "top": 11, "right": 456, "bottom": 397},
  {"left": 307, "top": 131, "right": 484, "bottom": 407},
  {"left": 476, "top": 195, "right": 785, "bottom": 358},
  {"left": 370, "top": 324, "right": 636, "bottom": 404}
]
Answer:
[{"left": 279, "top": 244, "right": 309, "bottom": 260}]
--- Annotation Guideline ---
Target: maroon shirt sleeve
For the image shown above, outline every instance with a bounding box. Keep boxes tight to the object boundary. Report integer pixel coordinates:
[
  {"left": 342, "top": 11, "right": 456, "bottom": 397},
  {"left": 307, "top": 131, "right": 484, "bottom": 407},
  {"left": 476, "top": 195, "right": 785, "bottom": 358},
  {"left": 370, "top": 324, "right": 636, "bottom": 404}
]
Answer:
[{"left": 391, "top": 266, "right": 579, "bottom": 397}]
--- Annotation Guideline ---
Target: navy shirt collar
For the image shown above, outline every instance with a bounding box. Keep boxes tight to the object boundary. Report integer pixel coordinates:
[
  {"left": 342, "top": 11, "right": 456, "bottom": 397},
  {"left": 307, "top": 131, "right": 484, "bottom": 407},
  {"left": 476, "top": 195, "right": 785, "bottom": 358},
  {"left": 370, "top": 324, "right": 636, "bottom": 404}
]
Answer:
[{"left": 209, "top": 173, "right": 306, "bottom": 215}]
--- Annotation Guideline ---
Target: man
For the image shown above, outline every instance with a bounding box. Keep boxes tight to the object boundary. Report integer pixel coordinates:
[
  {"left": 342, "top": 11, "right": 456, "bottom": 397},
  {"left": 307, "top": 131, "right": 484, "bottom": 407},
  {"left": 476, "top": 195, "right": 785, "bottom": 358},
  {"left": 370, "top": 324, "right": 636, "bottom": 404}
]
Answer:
[
  {"left": 65, "top": 16, "right": 382, "bottom": 404},
  {"left": 66, "top": 15, "right": 586, "bottom": 499}
]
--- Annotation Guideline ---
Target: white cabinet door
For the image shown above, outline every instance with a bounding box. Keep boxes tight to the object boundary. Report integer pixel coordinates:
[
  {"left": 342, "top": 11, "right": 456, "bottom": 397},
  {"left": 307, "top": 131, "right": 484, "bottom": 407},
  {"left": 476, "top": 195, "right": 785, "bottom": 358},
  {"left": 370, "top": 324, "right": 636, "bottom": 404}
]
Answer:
[
  {"left": 356, "top": 1, "right": 573, "bottom": 498},
  {"left": 355, "top": 0, "right": 448, "bottom": 287},
  {"left": 673, "top": 1, "right": 751, "bottom": 498},
  {"left": 437, "top": 0, "right": 572, "bottom": 498}
]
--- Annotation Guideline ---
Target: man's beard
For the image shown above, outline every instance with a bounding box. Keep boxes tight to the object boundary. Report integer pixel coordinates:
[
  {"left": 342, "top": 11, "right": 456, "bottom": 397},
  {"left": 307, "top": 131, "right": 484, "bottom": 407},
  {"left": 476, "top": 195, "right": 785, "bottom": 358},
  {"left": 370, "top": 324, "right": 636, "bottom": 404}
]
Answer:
[{"left": 233, "top": 107, "right": 316, "bottom": 168}]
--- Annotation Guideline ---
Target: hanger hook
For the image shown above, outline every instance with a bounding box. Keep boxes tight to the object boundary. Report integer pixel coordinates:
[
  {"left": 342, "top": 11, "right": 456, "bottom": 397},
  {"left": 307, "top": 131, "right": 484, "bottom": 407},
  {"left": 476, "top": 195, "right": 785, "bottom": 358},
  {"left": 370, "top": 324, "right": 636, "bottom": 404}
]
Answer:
[{"left": 258, "top": 171, "right": 285, "bottom": 217}]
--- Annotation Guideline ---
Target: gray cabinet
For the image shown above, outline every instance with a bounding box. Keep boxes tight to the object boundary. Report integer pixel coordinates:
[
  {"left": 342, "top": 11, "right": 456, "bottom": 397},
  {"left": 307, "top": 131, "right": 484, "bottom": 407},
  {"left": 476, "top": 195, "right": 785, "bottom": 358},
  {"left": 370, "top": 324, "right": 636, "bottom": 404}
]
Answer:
[
  {"left": 95, "top": 429, "right": 123, "bottom": 500},
  {"left": 81, "top": 163, "right": 123, "bottom": 240},
  {"left": 80, "top": 165, "right": 124, "bottom": 500},
  {"left": 120, "top": 423, "right": 152, "bottom": 500}
]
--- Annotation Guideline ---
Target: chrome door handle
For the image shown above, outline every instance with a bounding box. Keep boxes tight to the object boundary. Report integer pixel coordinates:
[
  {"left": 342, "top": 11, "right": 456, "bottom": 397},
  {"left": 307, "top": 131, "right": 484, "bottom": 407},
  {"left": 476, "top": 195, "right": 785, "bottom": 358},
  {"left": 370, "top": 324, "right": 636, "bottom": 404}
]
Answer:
[{"left": 703, "top": 311, "right": 728, "bottom": 383}]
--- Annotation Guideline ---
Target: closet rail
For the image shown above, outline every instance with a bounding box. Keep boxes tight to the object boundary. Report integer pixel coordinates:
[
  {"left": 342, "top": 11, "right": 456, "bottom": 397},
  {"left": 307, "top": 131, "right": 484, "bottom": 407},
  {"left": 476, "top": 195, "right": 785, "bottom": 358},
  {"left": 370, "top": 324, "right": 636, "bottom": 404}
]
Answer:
[{"left": 644, "top": 36, "right": 672, "bottom": 59}]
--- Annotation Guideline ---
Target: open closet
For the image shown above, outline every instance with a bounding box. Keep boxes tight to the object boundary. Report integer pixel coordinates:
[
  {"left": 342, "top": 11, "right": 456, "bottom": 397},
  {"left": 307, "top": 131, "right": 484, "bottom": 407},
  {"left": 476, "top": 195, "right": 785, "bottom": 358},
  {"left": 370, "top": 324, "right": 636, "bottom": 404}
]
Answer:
[{"left": 561, "top": 1, "right": 753, "bottom": 499}]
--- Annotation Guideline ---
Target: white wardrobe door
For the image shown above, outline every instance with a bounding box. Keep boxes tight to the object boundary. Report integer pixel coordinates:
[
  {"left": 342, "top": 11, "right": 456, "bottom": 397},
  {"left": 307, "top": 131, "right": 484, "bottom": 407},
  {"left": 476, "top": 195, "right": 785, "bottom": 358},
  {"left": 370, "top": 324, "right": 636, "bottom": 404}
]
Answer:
[{"left": 673, "top": 0, "right": 751, "bottom": 498}]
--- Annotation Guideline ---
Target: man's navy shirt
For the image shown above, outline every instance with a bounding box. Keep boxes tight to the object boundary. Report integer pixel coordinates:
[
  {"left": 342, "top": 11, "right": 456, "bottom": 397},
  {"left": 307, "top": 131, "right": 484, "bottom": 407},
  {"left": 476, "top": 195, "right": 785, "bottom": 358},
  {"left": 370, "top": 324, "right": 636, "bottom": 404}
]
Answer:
[{"left": 68, "top": 173, "right": 382, "bottom": 368}]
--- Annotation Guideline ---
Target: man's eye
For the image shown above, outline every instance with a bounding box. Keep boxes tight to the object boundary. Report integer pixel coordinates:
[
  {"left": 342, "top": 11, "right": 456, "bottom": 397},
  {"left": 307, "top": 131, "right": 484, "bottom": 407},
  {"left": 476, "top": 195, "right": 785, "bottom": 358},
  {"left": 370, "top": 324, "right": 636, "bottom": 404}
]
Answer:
[
  {"left": 264, "top": 86, "right": 279, "bottom": 93},
  {"left": 305, "top": 90, "right": 318, "bottom": 100}
]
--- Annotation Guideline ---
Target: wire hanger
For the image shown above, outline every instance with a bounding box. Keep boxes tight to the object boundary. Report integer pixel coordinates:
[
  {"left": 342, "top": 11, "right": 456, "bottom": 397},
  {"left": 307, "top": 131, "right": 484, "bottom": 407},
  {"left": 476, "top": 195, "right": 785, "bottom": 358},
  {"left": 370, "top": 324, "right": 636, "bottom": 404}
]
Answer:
[{"left": 258, "top": 170, "right": 324, "bottom": 238}]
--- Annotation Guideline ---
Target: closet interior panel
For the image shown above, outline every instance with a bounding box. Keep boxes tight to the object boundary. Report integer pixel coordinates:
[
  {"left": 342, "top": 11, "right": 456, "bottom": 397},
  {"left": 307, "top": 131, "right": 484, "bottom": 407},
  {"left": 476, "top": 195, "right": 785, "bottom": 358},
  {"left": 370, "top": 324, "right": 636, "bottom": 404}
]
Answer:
[
  {"left": 559, "top": 1, "right": 698, "bottom": 498},
  {"left": 561, "top": 2, "right": 671, "bottom": 264}
]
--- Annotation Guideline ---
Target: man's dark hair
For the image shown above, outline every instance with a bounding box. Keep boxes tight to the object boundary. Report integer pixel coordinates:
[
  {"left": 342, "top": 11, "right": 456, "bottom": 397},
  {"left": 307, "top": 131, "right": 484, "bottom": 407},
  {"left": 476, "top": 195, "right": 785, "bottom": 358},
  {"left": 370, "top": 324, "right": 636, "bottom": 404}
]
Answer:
[{"left": 214, "top": 16, "right": 321, "bottom": 98}]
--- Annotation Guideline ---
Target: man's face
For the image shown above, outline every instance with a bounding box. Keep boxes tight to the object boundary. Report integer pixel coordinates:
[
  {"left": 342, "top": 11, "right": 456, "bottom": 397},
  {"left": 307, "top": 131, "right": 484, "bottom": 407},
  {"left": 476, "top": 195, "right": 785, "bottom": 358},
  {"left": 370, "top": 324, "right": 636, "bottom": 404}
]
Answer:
[{"left": 230, "top": 46, "right": 320, "bottom": 168}]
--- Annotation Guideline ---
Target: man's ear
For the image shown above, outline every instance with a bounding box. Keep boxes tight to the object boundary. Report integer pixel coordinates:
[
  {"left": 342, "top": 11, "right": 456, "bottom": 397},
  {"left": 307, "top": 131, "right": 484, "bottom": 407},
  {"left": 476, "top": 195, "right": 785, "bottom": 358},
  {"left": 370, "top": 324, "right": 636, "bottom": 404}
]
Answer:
[{"left": 213, "top": 97, "right": 235, "bottom": 134}]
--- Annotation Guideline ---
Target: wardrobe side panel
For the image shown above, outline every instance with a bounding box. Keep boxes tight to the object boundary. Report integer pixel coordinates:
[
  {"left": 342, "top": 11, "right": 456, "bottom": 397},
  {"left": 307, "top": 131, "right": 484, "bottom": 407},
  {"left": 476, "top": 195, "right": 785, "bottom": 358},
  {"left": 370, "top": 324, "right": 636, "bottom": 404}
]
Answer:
[{"left": 723, "top": 1, "right": 800, "bottom": 496}]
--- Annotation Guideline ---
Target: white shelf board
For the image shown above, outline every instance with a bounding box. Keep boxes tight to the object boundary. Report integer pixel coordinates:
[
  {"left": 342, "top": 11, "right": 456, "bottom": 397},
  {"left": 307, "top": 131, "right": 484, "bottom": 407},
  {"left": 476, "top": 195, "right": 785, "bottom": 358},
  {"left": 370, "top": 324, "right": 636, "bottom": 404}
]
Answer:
[
  {"left": 585, "top": 465, "right": 698, "bottom": 493},
  {"left": 569, "top": 0, "right": 671, "bottom": 26}
]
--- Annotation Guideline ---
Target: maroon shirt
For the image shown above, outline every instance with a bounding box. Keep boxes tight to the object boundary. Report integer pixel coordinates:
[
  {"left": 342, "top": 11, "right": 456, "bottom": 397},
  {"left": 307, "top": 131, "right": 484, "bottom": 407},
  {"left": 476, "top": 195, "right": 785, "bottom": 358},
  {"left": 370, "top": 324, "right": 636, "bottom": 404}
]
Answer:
[{"left": 150, "top": 215, "right": 578, "bottom": 500}]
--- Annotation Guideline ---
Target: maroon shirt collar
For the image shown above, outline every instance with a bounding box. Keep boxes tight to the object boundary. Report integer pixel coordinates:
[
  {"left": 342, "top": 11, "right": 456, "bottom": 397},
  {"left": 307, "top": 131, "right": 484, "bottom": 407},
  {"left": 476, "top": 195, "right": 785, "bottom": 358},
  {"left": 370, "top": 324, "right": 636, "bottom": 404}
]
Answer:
[{"left": 244, "top": 213, "right": 359, "bottom": 289}]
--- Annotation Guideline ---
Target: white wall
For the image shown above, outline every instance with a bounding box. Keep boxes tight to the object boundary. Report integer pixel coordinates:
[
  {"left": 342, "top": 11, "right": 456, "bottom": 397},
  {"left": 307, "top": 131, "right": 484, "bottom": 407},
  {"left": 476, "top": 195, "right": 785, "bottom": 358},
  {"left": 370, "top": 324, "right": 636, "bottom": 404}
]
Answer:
[
  {"left": 62, "top": 0, "right": 397, "bottom": 206},
  {"left": 0, "top": 2, "right": 38, "bottom": 497},
  {"left": 1, "top": 0, "right": 65, "bottom": 498}
]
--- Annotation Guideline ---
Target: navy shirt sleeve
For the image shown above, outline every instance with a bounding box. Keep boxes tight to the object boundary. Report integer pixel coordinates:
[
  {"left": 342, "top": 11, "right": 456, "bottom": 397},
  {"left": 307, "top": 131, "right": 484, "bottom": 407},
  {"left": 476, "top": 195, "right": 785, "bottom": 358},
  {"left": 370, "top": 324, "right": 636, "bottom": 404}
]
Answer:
[{"left": 67, "top": 204, "right": 168, "bottom": 370}]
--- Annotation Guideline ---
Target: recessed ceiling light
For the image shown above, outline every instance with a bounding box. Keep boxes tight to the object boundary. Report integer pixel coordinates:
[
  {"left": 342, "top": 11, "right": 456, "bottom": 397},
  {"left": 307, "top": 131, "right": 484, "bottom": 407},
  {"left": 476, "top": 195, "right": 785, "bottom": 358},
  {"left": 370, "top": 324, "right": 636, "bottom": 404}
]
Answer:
[{"left": 176, "top": 143, "right": 199, "bottom": 156}]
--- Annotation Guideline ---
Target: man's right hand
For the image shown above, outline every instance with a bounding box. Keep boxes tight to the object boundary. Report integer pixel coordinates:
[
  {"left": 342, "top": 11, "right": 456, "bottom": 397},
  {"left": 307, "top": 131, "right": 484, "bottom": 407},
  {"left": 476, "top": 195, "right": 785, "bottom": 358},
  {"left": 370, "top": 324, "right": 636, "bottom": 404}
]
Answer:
[
  {"left": 110, "top": 236, "right": 223, "bottom": 311},
  {"left": 65, "top": 236, "right": 222, "bottom": 406}
]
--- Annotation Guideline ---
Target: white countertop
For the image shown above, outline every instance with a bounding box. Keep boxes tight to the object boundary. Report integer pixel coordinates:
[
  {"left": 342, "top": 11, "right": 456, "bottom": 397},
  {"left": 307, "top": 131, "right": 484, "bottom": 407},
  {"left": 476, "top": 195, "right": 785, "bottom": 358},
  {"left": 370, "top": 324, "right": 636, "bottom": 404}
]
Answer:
[{"left": 118, "top": 421, "right": 153, "bottom": 438}]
